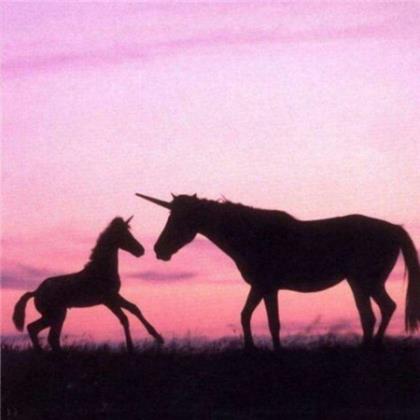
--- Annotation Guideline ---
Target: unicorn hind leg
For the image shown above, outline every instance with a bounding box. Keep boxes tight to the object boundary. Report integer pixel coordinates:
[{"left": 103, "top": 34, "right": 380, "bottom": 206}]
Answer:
[
  {"left": 371, "top": 286, "right": 396, "bottom": 344},
  {"left": 348, "top": 281, "right": 376, "bottom": 346}
]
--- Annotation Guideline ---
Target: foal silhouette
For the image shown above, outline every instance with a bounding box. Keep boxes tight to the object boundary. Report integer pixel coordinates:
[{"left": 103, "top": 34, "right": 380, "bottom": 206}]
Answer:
[
  {"left": 13, "top": 216, "right": 164, "bottom": 351},
  {"left": 137, "top": 193, "right": 420, "bottom": 350}
]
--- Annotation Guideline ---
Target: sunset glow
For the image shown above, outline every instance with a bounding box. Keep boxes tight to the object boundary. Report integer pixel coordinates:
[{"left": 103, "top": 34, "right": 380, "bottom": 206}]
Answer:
[{"left": 2, "top": 2, "right": 419, "bottom": 343}]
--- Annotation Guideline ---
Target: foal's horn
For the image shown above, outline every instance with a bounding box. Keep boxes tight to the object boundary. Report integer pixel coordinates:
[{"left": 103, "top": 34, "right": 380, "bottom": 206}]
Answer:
[
  {"left": 125, "top": 215, "right": 134, "bottom": 224},
  {"left": 135, "top": 193, "right": 172, "bottom": 209}
]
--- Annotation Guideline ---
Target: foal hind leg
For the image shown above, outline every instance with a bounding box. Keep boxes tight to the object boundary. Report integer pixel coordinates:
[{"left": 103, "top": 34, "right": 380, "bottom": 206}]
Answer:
[
  {"left": 371, "top": 286, "right": 396, "bottom": 344},
  {"left": 349, "top": 282, "right": 376, "bottom": 346},
  {"left": 47, "top": 310, "right": 66, "bottom": 352},
  {"left": 27, "top": 318, "right": 49, "bottom": 350},
  {"left": 116, "top": 294, "right": 164, "bottom": 344}
]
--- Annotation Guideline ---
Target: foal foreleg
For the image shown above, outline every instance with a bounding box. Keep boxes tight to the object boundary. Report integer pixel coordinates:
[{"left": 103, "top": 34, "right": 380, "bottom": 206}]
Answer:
[
  {"left": 106, "top": 302, "right": 134, "bottom": 352},
  {"left": 116, "top": 295, "right": 164, "bottom": 344},
  {"left": 241, "top": 287, "right": 263, "bottom": 350}
]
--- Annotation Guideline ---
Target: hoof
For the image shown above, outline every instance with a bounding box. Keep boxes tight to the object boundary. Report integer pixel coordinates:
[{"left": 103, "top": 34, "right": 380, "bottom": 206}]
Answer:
[
  {"left": 360, "top": 340, "right": 376, "bottom": 352},
  {"left": 244, "top": 343, "right": 258, "bottom": 353},
  {"left": 155, "top": 334, "right": 165, "bottom": 345},
  {"left": 373, "top": 338, "right": 385, "bottom": 351}
]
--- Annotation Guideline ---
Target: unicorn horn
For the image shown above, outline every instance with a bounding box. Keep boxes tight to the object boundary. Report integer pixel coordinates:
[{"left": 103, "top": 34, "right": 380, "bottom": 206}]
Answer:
[{"left": 135, "top": 193, "right": 172, "bottom": 209}]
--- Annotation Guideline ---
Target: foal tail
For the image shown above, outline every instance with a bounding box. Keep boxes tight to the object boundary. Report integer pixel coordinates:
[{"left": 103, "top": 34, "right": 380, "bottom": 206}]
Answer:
[
  {"left": 398, "top": 227, "right": 420, "bottom": 333},
  {"left": 12, "top": 291, "right": 35, "bottom": 331}
]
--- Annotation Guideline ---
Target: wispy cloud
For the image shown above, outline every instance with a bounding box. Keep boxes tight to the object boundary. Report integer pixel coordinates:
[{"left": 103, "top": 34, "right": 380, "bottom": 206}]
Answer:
[
  {"left": 1, "top": 264, "right": 53, "bottom": 290},
  {"left": 128, "top": 270, "right": 198, "bottom": 282},
  {"left": 0, "top": 23, "right": 399, "bottom": 77},
  {"left": 1, "top": 263, "right": 198, "bottom": 289},
  {"left": 3, "top": 3, "right": 419, "bottom": 78}
]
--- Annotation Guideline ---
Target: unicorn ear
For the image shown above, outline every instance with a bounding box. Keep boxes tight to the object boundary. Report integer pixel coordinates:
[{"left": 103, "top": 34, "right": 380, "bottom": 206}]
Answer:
[{"left": 125, "top": 215, "right": 134, "bottom": 224}]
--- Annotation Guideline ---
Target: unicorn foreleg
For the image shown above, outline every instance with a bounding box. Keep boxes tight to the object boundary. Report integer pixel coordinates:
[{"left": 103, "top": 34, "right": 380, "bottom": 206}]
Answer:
[
  {"left": 264, "top": 291, "right": 281, "bottom": 351},
  {"left": 241, "top": 287, "right": 263, "bottom": 350}
]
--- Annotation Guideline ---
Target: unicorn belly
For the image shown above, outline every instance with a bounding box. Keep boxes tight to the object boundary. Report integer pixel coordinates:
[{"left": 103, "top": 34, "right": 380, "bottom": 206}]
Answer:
[
  {"left": 239, "top": 255, "right": 346, "bottom": 293},
  {"left": 276, "top": 274, "right": 345, "bottom": 292}
]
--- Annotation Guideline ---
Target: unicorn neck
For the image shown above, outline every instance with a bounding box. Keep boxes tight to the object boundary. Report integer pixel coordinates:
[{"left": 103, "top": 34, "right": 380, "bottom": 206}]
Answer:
[{"left": 198, "top": 203, "right": 250, "bottom": 263}]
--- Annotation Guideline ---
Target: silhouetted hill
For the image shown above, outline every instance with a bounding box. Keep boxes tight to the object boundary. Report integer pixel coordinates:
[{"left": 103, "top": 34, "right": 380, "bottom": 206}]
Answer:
[{"left": 2, "top": 336, "right": 420, "bottom": 419}]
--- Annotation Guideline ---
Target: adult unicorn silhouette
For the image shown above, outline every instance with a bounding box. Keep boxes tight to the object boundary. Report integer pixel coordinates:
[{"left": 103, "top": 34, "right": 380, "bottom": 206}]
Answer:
[
  {"left": 13, "top": 217, "right": 164, "bottom": 352},
  {"left": 137, "top": 193, "right": 420, "bottom": 350}
]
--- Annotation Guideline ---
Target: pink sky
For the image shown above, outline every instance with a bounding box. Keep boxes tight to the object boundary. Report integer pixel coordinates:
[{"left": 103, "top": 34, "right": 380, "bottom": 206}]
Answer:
[{"left": 2, "top": 2, "right": 420, "bottom": 343}]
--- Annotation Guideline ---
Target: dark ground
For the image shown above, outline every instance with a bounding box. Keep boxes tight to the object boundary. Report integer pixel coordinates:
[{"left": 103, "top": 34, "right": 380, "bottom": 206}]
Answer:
[{"left": 2, "top": 336, "right": 420, "bottom": 419}]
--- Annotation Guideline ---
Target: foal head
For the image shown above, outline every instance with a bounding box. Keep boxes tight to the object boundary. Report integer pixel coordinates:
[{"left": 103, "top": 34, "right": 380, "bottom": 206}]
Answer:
[
  {"left": 101, "top": 216, "right": 145, "bottom": 257},
  {"left": 136, "top": 193, "right": 202, "bottom": 261}
]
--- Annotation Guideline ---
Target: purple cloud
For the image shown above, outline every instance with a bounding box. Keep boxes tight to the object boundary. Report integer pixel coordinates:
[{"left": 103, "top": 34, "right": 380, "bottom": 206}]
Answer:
[
  {"left": 128, "top": 270, "right": 198, "bottom": 282},
  {"left": 1, "top": 264, "right": 53, "bottom": 290},
  {"left": 4, "top": 3, "right": 418, "bottom": 78},
  {"left": 1, "top": 23, "right": 395, "bottom": 78}
]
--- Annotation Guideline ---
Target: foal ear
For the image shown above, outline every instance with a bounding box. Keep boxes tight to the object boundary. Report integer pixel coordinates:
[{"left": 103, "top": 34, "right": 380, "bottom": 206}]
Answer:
[{"left": 125, "top": 215, "right": 134, "bottom": 224}]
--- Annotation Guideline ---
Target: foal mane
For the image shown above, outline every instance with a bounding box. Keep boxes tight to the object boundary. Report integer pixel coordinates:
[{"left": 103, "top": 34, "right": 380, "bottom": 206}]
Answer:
[{"left": 85, "top": 217, "right": 127, "bottom": 266}]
